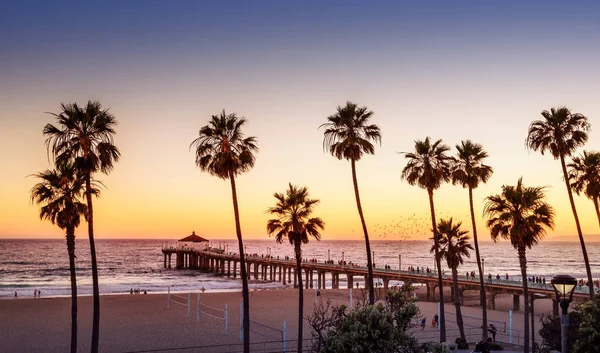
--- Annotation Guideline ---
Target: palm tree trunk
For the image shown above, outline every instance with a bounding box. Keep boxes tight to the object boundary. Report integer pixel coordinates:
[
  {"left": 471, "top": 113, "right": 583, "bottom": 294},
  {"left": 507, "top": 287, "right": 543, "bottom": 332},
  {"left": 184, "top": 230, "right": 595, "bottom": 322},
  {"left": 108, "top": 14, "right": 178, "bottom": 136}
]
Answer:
[
  {"left": 428, "top": 189, "right": 446, "bottom": 343},
  {"left": 593, "top": 197, "right": 600, "bottom": 228},
  {"left": 518, "top": 246, "right": 530, "bottom": 353},
  {"left": 560, "top": 155, "right": 594, "bottom": 299},
  {"left": 469, "top": 187, "right": 488, "bottom": 341},
  {"left": 452, "top": 267, "right": 465, "bottom": 340},
  {"left": 85, "top": 174, "right": 100, "bottom": 353},
  {"left": 294, "top": 241, "right": 303, "bottom": 353},
  {"left": 350, "top": 159, "right": 375, "bottom": 305},
  {"left": 229, "top": 171, "right": 250, "bottom": 353},
  {"left": 67, "top": 227, "right": 77, "bottom": 353}
]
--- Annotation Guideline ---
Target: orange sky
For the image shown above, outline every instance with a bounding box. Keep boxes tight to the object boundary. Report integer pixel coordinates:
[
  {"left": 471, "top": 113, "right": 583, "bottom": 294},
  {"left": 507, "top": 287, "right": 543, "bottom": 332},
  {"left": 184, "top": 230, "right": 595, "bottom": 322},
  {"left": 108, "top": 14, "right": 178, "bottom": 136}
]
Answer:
[{"left": 2, "top": 2, "right": 600, "bottom": 241}]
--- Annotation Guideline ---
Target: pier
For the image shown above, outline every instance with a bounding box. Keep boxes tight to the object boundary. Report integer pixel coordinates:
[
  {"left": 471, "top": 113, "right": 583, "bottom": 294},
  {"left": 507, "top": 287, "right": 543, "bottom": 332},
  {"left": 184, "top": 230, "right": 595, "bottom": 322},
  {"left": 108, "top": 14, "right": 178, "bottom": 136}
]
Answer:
[{"left": 161, "top": 246, "right": 591, "bottom": 315}]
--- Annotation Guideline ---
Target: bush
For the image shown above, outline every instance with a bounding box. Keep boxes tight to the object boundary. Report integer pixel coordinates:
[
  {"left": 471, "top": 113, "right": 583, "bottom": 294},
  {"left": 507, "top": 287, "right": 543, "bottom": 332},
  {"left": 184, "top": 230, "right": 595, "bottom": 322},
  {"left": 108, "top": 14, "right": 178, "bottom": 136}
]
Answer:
[
  {"left": 309, "top": 285, "right": 424, "bottom": 353},
  {"left": 489, "top": 342, "right": 503, "bottom": 350},
  {"left": 455, "top": 337, "right": 469, "bottom": 349},
  {"left": 321, "top": 305, "right": 396, "bottom": 353}
]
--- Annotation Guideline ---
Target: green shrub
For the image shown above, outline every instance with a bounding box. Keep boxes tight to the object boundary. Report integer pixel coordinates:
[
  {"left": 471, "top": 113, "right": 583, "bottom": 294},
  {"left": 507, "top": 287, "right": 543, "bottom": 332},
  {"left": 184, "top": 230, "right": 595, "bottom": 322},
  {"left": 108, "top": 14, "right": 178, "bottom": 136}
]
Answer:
[
  {"left": 455, "top": 337, "right": 469, "bottom": 349},
  {"left": 489, "top": 342, "right": 503, "bottom": 350}
]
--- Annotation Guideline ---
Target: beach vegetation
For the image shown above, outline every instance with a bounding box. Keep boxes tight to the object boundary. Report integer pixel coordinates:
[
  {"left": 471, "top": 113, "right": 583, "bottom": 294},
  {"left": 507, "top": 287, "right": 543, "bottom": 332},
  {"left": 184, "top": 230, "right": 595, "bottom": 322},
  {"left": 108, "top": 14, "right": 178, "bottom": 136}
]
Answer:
[
  {"left": 484, "top": 178, "right": 555, "bottom": 353},
  {"left": 190, "top": 110, "right": 258, "bottom": 353},
  {"left": 568, "top": 150, "right": 600, "bottom": 227},
  {"left": 30, "top": 163, "right": 90, "bottom": 353},
  {"left": 267, "top": 183, "right": 324, "bottom": 353},
  {"left": 309, "top": 285, "right": 424, "bottom": 353},
  {"left": 320, "top": 101, "right": 381, "bottom": 305},
  {"left": 539, "top": 294, "right": 600, "bottom": 353},
  {"left": 44, "top": 100, "right": 120, "bottom": 353},
  {"left": 451, "top": 140, "right": 493, "bottom": 341},
  {"left": 526, "top": 106, "right": 594, "bottom": 300},
  {"left": 431, "top": 218, "right": 473, "bottom": 341},
  {"left": 401, "top": 136, "right": 453, "bottom": 343}
]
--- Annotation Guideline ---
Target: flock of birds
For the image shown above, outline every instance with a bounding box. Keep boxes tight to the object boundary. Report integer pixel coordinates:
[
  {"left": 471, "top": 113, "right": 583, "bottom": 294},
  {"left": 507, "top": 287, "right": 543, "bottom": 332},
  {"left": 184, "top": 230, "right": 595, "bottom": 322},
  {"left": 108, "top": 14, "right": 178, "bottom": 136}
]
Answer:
[{"left": 370, "top": 211, "right": 473, "bottom": 240}]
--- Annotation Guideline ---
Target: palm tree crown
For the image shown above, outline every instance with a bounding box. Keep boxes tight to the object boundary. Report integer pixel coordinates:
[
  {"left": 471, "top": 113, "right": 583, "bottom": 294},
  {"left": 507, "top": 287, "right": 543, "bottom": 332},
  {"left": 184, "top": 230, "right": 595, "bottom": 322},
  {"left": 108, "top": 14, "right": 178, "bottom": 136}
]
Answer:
[
  {"left": 44, "top": 100, "right": 121, "bottom": 173},
  {"left": 267, "top": 183, "right": 325, "bottom": 245},
  {"left": 526, "top": 106, "right": 589, "bottom": 159},
  {"left": 402, "top": 137, "right": 453, "bottom": 190},
  {"left": 568, "top": 150, "right": 600, "bottom": 201},
  {"left": 432, "top": 218, "right": 473, "bottom": 270},
  {"left": 452, "top": 140, "right": 493, "bottom": 189},
  {"left": 30, "top": 163, "right": 89, "bottom": 234},
  {"left": 320, "top": 101, "right": 381, "bottom": 161},
  {"left": 190, "top": 110, "right": 258, "bottom": 179},
  {"left": 484, "top": 178, "right": 554, "bottom": 248}
]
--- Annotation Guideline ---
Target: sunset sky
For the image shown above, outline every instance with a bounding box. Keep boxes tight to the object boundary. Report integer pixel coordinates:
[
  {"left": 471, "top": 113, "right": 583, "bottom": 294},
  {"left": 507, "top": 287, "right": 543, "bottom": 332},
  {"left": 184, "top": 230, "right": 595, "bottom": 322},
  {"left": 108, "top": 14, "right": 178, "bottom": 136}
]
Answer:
[{"left": 1, "top": 1, "right": 600, "bottom": 241}]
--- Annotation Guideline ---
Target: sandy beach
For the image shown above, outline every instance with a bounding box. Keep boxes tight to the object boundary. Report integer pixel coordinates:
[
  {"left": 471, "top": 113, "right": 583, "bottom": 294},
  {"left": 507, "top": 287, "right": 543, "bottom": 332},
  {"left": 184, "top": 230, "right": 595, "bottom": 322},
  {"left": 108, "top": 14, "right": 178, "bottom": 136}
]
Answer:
[{"left": 0, "top": 285, "right": 559, "bottom": 353}]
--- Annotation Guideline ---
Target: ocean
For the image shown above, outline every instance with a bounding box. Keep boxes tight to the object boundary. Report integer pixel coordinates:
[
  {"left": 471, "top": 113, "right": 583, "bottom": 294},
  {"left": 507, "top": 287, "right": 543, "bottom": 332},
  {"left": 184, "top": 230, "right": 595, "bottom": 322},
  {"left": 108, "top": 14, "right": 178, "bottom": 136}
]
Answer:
[{"left": 1, "top": 238, "right": 599, "bottom": 299}]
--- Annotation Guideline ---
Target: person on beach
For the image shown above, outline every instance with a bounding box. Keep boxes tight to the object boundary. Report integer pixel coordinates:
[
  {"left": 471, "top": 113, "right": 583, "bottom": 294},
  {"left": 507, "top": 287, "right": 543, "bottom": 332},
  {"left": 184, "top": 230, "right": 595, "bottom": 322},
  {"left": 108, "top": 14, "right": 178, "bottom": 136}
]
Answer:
[
  {"left": 433, "top": 313, "right": 439, "bottom": 327},
  {"left": 14, "top": 291, "right": 17, "bottom": 298},
  {"left": 421, "top": 317, "right": 426, "bottom": 330},
  {"left": 34, "top": 289, "right": 37, "bottom": 297},
  {"left": 487, "top": 324, "right": 497, "bottom": 341}
]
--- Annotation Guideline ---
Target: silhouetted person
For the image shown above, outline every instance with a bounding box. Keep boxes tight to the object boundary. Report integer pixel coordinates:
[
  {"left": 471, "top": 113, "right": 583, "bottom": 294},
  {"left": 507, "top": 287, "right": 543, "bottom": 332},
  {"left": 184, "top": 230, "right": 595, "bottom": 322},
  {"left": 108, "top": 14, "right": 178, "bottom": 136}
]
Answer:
[{"left": 487, "top": 324, "right": 497, "bottom": 341}]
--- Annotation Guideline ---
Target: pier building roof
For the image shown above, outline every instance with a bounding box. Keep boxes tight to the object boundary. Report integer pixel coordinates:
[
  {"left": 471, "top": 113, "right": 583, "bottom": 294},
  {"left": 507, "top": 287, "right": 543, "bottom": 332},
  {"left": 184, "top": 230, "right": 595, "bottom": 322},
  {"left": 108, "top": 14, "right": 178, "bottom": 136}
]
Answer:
[{"left": 178, "top": 231, "right": 208, "bottom": 243}]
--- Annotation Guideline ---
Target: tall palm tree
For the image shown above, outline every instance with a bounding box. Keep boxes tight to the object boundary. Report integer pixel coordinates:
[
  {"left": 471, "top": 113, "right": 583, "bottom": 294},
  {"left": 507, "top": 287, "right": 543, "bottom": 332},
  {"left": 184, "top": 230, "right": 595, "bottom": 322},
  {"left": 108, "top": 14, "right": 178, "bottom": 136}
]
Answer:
[
  {"left": 44, "top": 101, "right": 120, "bottom": 353},
  {"left": 267, "top": 183, "right": 324, "bottom": 353},
  {"left": 568, "top": 150, "right": 600, "bottom": 227},
  {"left": 401, "top": 137, "right": 453, "bottom": 343},
  {"left": 526, "top": 106, "right": 594, "bottom": 299},
  {"left": 484, "top": 178, "right": 555, "bottom": 353},
  {"left": 30, "top": 163, "right": 90, "bottom": 353},
  {"left": 320, "top": 101, "right": 381, "bottom": 305},
  {"left": 431, "top": 218, "right": 473, "bottom": 341},
  {"left": 190, "top": 110, "right": 258, "bottom": 353},
  {"left": 451, "top": 140, "right": 493, "bottom": 340}
]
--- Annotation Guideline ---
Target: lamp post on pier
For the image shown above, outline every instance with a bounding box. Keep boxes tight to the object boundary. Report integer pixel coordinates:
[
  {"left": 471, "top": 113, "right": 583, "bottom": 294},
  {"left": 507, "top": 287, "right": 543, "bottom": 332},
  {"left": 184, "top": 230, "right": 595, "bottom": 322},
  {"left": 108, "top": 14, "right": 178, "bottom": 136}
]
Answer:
[
  {"left": 342, "top": 252, "right": 344, "bottom": 266},
  {"left": 372, "top": 251, "right": 375, "bottom": 268},
  {"left": 398, "top": 254, "right": 401, "bottom": 272},
  {"left": 328, "top": 249, "right": 330, "bottom": 263},
  {"left": 551, "top": 275, "right": 577, "bottom": 353},
  {"left": 482, "top": 258, "right": 485, "bottom": 279}
]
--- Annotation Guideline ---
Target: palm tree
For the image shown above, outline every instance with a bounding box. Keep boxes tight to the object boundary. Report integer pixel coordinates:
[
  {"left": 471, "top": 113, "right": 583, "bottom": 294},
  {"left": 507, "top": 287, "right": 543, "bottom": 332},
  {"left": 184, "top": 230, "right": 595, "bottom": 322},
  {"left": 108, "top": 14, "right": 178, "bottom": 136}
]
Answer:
[
  {"left": 484, "top": 178, "right": 555, "bottom": 353},
  {"left": 320, "top": 101, "right": 381, "bottom": 305},
  {"left": 526, "top": 106, "right": 594, "bottom": 299},
  {"left": 568, "top": 150, "right": 600, "bottom": 227},
  {"left": 30, "top": 163, "right": 89, "bottom": 353},
  {"left": 401, "top": 137, "right": 453, "bottom": 343},
  {"left": 44, "top": 101, "right": 120, "bottom": 353},
  {"left": 190, "top": 110, "right": 258, "bottom": 353},
  {"left": 451, "top": 140, "right": 493, "bottom": 340},
  {"left": 431, "top": 218, "right": 473, "bottom": 341},
  {"left": 267, "top": 183, "right": 324, "bottom": 353}
]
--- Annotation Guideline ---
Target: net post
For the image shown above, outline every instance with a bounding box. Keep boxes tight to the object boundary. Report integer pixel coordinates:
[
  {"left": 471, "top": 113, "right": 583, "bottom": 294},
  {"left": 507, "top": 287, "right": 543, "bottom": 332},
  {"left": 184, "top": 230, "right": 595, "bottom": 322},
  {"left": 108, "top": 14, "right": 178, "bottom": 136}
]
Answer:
[
  {"left": 225, "top": 303, "right": 229, "bottom": 334},
  {"left": 197, "top": 293, "right": 200, "bottom": 322},
  {"left": 283, "top": 321, "right": 287, "bottom": 353},
  {"left": 509, "top": 310, "right": 513, "bottom": 343},
  {"left": 167, "top": 286, "right": 170, "bottom": 309},
  {"left": 187, "top": 293, "right": 191, "bottom": 317}
]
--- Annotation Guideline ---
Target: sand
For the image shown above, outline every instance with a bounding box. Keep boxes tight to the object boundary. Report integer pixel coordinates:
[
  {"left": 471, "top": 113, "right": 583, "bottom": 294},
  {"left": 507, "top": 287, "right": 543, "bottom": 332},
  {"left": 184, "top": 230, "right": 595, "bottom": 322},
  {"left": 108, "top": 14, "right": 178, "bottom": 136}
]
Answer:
[{"left": 0, "top": 286, "right": 558, "bottom": 353}]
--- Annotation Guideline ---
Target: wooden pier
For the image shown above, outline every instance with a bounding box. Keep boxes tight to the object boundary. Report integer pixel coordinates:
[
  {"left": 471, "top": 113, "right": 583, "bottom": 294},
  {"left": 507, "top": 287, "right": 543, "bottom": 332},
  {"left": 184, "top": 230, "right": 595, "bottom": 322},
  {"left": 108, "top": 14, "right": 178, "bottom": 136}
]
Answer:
[{"left": 161, "top": 247, "right": 590, "bottom": 315}]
